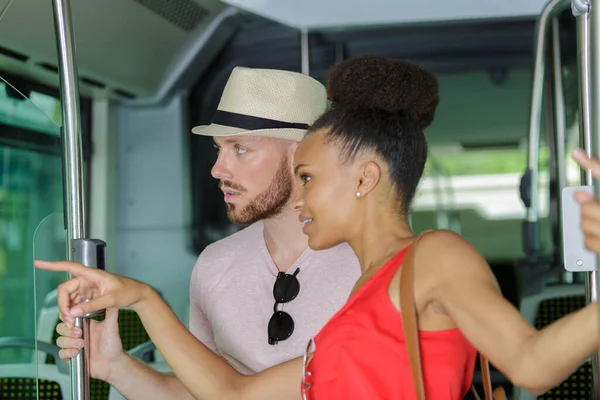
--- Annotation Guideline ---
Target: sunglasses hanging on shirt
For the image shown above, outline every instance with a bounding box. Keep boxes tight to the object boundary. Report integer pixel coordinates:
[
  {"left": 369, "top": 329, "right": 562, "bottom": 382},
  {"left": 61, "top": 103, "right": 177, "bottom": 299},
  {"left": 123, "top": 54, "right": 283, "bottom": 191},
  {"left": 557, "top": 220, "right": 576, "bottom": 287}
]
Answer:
[{"left": 268, "top": 267, "right": 300, "bottom": 345}]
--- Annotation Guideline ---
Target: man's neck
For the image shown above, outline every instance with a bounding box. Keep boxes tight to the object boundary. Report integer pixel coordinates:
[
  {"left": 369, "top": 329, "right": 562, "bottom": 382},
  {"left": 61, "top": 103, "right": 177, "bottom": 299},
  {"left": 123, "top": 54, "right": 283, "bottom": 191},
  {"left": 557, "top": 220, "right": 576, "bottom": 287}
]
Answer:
[{"left": 262, "top": 210, "right": 309, "bottom": 271}]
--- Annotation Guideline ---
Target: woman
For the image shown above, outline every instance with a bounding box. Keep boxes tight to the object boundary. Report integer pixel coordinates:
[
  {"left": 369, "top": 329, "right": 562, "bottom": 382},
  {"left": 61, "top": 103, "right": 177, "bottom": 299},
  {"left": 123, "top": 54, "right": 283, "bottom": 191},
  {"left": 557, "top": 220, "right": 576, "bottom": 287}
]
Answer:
[{"left": 37, "top": 56, "right": 598, "bottom": 399}]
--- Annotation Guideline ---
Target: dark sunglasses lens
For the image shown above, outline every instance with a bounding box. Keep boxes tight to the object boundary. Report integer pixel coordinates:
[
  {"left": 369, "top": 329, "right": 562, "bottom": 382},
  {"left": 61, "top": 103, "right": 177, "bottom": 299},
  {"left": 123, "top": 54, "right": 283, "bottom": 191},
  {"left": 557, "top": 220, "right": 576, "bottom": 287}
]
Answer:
[
  {"left": 273, "top": 274, "right": 300, "bottom": 303},
  {"left": 268, "top": 311, "right": 294, "bottom": 342}
]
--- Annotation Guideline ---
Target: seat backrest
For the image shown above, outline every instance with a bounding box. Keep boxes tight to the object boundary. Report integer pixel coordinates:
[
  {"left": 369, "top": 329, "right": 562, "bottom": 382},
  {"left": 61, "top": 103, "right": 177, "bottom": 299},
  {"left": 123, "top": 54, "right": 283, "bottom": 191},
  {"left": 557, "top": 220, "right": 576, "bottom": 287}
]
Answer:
[
  {"left": 0, "top": 364, "right": 70, "bottom": 400},
  {"left": 517, "top": 284, "right": 590, "bottom": 400}
]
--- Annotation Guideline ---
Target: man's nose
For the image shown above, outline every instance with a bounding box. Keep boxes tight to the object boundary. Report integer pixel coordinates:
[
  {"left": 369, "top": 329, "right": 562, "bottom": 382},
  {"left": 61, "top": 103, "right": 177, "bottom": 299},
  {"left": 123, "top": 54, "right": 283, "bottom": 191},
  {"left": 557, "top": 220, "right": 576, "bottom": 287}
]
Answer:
[
  {"left": 291, "top": 188, "right": 304, "bottom": 212},
  {"left": 211, "top": 152, "right": 232, "bottom": 180}
]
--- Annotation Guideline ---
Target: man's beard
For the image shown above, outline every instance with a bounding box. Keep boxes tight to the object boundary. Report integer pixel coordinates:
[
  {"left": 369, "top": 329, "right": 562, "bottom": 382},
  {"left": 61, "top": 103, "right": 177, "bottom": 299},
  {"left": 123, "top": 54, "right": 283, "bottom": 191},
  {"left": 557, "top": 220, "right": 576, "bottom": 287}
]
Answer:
[{"left": 223, "top": 156, "right": 293, "bottom": 226}]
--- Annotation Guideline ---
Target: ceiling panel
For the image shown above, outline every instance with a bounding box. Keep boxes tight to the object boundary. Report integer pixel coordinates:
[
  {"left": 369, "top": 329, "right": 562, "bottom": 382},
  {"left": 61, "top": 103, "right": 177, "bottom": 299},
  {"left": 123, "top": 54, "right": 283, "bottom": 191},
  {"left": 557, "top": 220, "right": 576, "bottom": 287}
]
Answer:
[
  {"left": 223, "top": 0, "right": 551, "bottom": 30},
  {"left": 0, "top": 0, "right": 239, "bottom": 101}
]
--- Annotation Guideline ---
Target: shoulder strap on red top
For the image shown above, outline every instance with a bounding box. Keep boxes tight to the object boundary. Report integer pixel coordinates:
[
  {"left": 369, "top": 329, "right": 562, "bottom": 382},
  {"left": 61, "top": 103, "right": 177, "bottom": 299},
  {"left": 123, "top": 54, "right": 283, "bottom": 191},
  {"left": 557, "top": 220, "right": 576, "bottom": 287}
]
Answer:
[{"left": 399, "top": 231, "right": 500, "bottom": 400}]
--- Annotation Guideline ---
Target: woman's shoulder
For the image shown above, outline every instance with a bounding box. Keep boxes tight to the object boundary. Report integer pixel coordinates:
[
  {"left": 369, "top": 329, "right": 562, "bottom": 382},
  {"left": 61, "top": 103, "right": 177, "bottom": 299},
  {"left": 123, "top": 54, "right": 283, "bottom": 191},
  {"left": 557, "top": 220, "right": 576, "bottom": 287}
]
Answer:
[
  {"left": 416, "top": 229, "right": 480, "bottom": 260},
  {"left": 413, "top": 229, "right": 491, "bottom": 283}
]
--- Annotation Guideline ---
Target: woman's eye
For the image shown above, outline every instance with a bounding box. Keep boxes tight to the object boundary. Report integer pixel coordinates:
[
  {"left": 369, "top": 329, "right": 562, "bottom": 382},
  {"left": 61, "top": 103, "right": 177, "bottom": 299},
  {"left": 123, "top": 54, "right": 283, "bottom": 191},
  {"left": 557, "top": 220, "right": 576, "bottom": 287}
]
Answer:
[{"left": 300, "top": 174, "right": 311, "bottom": 184}]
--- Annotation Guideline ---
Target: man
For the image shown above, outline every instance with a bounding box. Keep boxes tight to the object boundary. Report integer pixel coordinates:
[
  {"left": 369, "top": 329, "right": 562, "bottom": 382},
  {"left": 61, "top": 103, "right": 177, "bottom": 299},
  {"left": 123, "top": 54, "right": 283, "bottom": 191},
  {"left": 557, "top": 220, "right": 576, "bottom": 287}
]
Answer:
[{"left": 56, "top": 66, "right": 361, "bottom": 399}]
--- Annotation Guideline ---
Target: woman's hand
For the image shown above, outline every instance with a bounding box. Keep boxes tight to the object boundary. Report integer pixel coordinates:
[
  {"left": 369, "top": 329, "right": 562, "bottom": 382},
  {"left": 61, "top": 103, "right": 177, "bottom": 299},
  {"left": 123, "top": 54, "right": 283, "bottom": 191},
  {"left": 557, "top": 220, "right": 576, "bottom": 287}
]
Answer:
[
  {"left": 571, "top": 148, "right": 600, "bottom": 254},
  {"left": 34, "top": 260, "right": 151, "bottom": 328}
]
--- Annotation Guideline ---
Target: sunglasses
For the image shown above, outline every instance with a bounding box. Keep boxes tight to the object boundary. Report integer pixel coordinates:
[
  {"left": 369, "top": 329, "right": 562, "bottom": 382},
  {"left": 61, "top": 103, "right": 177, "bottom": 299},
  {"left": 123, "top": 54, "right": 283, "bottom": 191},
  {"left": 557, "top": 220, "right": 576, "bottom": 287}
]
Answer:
[{"left": 268, "top": 267, "right": 300, "bottom": 345}]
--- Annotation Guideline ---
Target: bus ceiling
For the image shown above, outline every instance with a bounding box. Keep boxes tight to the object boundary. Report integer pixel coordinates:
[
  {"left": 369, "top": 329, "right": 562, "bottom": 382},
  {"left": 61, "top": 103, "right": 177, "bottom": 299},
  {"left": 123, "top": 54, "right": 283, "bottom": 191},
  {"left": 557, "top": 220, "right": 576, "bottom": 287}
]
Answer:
[
  {"left": 0, "top": 0, "right": 241, "bottom": 105},
  {"left": 0, "top": 0, "right": 553, "bottom": 105},
  {"left": 223, "top": 0, "right": 552, "bottom": 30}
]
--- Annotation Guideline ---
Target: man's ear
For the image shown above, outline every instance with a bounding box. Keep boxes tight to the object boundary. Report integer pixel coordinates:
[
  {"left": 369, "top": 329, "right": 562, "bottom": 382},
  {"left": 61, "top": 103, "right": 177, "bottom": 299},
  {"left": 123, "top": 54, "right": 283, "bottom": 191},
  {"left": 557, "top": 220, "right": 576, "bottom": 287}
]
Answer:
[
  {"left": 289, "top": 141, "right": 300, "bottom": 157},
  {"left": 287, "top": 141, "right": 300, "bottom": 166}
]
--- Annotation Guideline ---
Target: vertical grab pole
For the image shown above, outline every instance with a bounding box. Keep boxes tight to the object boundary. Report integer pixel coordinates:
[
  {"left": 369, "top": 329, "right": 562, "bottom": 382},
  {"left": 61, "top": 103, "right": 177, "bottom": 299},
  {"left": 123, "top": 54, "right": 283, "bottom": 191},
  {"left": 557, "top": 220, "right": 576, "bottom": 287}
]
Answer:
[
  {"left": 575, "top": 0, "right": 599, "bottom": 395},
  {"left": 574, "top": 2, "right": 597, "bottom": 297},
  {"left": 551, "top": 17, "right": 568, "bottom": 269},
  {"left": 51, "top": 0, "right": 89, "bottom": 399},
  {"left": 521, "top": 0, "right": 570, "bottom": 264},
  {"left": 300, "top": 28, "right": 310, "bottom": 75},
  {"left": 585, "top": 0, "right": 600, "bottom": 396}
]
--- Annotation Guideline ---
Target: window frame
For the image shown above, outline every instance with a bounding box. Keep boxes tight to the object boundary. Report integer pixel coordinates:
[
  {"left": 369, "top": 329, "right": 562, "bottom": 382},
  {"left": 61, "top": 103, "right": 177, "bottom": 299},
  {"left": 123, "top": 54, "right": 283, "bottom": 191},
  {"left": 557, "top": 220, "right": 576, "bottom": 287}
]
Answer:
[
  {"left": 0, "top": 72, "right": 93, "bottom": 233},
  {"left": 0, "top": 72, "right": 92, "bottom": 160}
]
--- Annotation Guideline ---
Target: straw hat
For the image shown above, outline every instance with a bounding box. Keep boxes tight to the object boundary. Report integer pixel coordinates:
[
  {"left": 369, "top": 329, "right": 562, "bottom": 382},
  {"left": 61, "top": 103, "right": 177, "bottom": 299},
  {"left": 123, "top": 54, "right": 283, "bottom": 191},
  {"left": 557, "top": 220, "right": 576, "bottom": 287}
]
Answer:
[{"left": 192, "top": 67, "right": 327, "bottom": 141}]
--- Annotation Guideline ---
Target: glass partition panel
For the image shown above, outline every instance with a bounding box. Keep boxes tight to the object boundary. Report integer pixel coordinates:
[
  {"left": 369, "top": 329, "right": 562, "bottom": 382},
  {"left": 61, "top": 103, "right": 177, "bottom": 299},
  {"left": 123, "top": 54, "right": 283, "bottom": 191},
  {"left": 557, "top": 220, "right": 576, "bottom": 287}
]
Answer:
[{"left": 0, "top": 74, "right": 68, "bottom": 399}]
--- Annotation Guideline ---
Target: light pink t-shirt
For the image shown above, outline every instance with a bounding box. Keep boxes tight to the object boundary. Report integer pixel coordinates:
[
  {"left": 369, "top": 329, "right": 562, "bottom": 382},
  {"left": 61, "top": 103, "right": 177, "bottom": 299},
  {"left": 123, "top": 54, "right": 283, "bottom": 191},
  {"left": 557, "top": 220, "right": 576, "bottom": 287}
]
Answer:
[{"left": 189, "top": 220, "right": 361, "bottom": 374}]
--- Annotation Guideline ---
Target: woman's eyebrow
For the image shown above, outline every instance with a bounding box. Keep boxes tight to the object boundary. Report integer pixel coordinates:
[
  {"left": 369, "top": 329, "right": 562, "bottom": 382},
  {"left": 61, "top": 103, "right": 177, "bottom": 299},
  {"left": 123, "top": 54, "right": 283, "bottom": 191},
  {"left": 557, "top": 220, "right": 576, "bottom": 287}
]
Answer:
[{"left": 294, "top": 163, "right": 309, "bottom": 174}]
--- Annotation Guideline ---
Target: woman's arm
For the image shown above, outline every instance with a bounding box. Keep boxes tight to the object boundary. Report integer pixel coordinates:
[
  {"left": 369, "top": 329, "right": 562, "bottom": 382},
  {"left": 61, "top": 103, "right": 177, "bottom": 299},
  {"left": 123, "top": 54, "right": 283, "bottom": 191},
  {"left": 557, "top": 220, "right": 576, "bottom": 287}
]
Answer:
[
  {"left": 419, "top": 231, "right": 597, "bottom": 395},
  {"left": 135, "top": 288, "right": 303, "bottom": 400},
  {"left": 34, "top": 260, "right": 302, "bottom": 400}
]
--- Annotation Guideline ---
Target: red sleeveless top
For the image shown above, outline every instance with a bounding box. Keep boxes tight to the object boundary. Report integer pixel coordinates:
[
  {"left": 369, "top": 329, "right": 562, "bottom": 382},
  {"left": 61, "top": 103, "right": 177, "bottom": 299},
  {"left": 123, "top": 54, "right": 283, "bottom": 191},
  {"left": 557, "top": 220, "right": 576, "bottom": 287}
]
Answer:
[{"left": 302, "top": 246, "right": 477, "bottom": 399}]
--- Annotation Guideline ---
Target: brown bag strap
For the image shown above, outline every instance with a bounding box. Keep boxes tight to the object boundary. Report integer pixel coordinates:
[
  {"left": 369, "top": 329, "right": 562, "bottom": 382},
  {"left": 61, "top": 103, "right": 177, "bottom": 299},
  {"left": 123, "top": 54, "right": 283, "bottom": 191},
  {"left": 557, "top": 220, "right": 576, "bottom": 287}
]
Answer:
[
  {"left": 400, "top": 233, "right": 427, "bottom": 399},
  {"left": 400, "top": 232, "right": 496, "bottom": 400}
]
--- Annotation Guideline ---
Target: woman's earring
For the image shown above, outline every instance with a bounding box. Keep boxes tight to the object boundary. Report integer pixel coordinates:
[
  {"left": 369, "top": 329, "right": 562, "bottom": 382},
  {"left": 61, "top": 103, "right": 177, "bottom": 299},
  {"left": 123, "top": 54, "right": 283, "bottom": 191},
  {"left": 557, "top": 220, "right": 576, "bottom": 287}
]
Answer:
[{"left": 356, "top": 191, "right": 361, "bottom": 197}]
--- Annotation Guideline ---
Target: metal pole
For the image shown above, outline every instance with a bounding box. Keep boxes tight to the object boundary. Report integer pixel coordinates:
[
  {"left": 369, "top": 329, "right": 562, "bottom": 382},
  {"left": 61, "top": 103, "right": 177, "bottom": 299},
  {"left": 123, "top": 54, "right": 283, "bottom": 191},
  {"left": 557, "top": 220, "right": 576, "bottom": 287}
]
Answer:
[
  {"left": 551, "top": 16, "right": 567, "bottom": 233},
  {"left": 574, "top": 10, "right": 599, "bottom": 394},
  {"left": 432, "top": 162, "right": 450, "bottom": 230},
  {"left": 585, "top": 0, "right": 600, "bottom": 396},
  {"left": 301, "top": 28, "right": 310, "bottom": 75},
  {"left": 576, "top": 5, "right": 594, "bottom": 183},
  {"left": 523, "top": 0, "right": 571, "bottom": 262},
  {"left": 575, "top": 2, "right": 597, "bottom": 291},
  {"left": 51, "top": 0, "right": 88, "bottom": 399},
  {"left": 551, "top": 17, "right": 571, "bottom": 282}
]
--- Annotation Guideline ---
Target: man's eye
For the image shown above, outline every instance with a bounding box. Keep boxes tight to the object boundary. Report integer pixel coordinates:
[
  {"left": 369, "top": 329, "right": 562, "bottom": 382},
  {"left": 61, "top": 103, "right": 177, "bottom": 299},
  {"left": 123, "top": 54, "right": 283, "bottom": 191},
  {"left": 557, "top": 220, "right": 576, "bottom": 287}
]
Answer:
[{"left": 235, "top": 146, "right": 247, "bottom": 154}]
